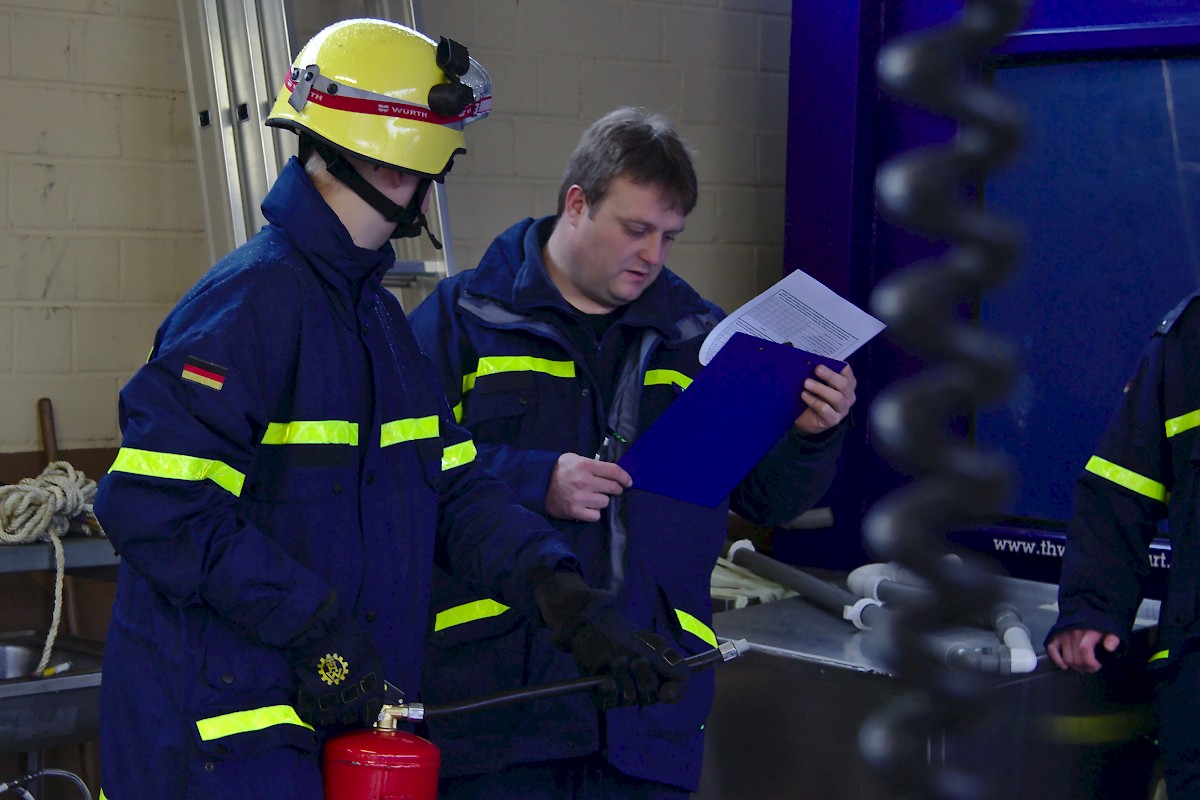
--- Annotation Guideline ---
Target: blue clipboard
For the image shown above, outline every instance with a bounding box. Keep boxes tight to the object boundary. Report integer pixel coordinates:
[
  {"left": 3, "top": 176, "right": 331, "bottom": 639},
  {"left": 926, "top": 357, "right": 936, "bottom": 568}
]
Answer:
[{"left": 617, "top": 332, "right": 846, "bottom": 508}]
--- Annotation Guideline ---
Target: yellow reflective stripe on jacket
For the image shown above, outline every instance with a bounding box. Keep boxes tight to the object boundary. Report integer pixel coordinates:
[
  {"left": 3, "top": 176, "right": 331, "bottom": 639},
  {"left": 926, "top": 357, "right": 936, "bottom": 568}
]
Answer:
[
  {"left": 675, "top": 609, "right": 718, "bottom": 647},
  {"left": 646, "top": 369, "right": 693, "bottom": 391},
  {"left": 442, "top": 440, "right": 477, "bottom": 471},
  {"left": 432, "top": 600, "right": 716, "bottom": 651},
  {"left": 466, "top": 356, "right": 576, "bottom": 389},
  {"left": 454, "top": 356, "right": 577, "bottom": 422},
  {"left": 261, "top": 420, "right": 359, "bottom": 446},
  {"left": 1085, "top": 456, "right": 1168, "bottom": 503},
  {"left": 433, "top": 598, "right": 511, "bottom": 632},
  {"left": 381, "top": 415, "right": 439, "bottom": 448},
  {"left": 110, "top": 447, "right": 245, "bottom": 498},
  {"left": 1166, "top": 408, "right": 1200, "bottom": 439},
  {"left": 1149, "top": 649, "right": 1170, "bottom": 663},
  {"left": 1042, "top": 710, "right": 1155, "bottom": 744},
  {"left": 196, "top": 704, "right": 313, "bottom": 741}
]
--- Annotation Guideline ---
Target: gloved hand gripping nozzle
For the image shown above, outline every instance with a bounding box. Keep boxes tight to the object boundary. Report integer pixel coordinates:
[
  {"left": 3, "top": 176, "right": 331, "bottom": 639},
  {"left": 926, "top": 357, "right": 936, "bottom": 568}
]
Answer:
[{"left": 531, "top": 568, "right": 690, "bottom": 709}]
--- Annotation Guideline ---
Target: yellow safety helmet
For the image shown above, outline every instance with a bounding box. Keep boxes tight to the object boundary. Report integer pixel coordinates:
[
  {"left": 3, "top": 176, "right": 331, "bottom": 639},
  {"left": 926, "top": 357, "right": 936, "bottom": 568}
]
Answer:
[{"left": 266, "top": 18, "right": 491, "bottom": 179}]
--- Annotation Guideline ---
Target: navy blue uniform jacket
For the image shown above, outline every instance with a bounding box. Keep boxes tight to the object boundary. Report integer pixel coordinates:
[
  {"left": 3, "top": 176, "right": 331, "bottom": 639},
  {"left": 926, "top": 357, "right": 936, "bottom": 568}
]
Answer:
[
  {"left": 408, "top": 216, "right": 846, "bottom": 791},
  {"left": 94, "top": 162, "right": 574, "bottom": 799},
  {"left": 1049, "top": 293, "right": 1200, "bottom": 668}
]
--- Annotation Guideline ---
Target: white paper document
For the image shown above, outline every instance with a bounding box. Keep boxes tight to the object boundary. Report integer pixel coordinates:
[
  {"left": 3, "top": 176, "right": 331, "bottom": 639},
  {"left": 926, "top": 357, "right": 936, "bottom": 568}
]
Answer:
[{"left": 699, "top": 269, "right": 886, "bottom": 365}]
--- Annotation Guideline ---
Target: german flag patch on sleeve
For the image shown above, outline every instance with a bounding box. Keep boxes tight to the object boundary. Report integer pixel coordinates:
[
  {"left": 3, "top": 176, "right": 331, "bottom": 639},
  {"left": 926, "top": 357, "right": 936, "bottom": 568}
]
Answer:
[{"left": 182, "top": 356, "right": 228, "bottom": 391}]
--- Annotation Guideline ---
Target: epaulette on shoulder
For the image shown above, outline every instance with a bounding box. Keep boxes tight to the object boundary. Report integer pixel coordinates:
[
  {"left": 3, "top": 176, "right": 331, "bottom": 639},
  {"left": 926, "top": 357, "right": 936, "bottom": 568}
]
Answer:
[{"left": 1156, "top": 291, "right": 1200, "bottom": 335}]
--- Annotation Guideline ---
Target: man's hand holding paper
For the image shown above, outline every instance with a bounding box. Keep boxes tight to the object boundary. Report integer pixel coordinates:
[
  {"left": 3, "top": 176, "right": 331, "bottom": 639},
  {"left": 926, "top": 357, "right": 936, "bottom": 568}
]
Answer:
[
  {"left": 795, "top": 362, "right": 858, "bottom": 434},
  {"left": 619, "top": 268, "right": 883, "bottom": 507}
]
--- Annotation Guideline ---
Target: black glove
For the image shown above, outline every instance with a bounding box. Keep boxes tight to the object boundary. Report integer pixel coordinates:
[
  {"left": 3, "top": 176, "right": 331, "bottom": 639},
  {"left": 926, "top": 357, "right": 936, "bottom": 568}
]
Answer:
[
  {"left": 286, "top": 591, "right": 385, "bottom": 729},
  {"left": 532, "top": 569, "right": 689, "bottom": 709}
]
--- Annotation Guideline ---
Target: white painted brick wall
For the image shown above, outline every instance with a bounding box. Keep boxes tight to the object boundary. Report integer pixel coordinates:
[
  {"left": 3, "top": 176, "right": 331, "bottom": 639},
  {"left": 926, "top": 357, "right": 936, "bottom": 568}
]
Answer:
[
  {"left": 0, "top": 12, "right": 10, "bottom": 78},
  {"left": 420, "top": 0, "right": 793, "bottom": 288},
  {"left": 0, "top": 309, "right": 12, "bottom": 373},
  {"left": 0, "top": 0, "right": 792, "bottom": 451},
  {"left": 0, "top": 0, "right": 195, "bottom": 452}
]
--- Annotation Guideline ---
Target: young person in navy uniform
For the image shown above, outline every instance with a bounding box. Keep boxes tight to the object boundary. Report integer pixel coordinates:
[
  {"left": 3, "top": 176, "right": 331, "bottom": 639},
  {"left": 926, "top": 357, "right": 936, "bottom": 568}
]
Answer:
[{"left": 95, "top": 27, "right": 683, "bottom": 800}]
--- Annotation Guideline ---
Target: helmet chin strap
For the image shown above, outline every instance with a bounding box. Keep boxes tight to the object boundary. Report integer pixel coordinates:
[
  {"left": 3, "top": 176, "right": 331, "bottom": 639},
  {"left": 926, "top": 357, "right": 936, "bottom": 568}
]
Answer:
[{"left": 311, "top": 140, "right": 443, "bottom": 249}]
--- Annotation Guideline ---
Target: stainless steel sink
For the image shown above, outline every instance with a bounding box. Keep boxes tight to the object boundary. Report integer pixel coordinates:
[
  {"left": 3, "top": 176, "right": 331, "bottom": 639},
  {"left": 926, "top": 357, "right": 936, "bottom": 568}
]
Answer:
[{"left": 0, "top": 630, "right": 104, "bottom": 753}]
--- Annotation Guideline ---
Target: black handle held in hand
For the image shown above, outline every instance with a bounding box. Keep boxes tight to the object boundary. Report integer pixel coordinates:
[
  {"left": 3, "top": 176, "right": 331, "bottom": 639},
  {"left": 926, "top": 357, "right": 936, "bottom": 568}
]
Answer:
[
  {"left": 532, "top": 569, "right": 690, "bottom": 709},
  {"left": 287, "top": 591, "right": 386, "bottom": 729}
]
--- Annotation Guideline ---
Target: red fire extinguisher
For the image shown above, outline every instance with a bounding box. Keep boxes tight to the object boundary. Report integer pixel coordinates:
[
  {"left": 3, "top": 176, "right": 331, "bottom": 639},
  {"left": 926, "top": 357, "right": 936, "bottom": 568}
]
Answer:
[
  {"left": 321, "top": 639, "right": 746, "bottom": 799},
  {"left": 323, "top": 701, "right": 440, "bottom": 800}
]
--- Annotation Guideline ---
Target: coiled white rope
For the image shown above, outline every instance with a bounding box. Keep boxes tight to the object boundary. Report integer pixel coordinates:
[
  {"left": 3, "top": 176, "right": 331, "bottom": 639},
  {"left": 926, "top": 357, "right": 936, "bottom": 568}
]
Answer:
[{"left": 0, "top": 462, "right": 100, "bottom": 674}]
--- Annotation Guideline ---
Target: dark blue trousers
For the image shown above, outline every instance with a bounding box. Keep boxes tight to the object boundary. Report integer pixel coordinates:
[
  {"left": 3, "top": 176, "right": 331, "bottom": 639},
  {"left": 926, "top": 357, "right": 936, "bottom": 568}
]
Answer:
[
  {"left": 437, "top": 754, "right": 690, "bottom": 800},
  {"left": 1156, "top": 648, "right": 1200, "bottom": 799}
]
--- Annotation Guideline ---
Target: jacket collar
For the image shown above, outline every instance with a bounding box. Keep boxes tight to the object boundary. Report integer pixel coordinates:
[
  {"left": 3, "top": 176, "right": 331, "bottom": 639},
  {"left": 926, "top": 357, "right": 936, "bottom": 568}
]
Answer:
[
  {"left": 464, "top": 215, "right": 716, "bottom": 343},
  {"left": 262, "top": 157, "right": 396, "bottom": 297}
]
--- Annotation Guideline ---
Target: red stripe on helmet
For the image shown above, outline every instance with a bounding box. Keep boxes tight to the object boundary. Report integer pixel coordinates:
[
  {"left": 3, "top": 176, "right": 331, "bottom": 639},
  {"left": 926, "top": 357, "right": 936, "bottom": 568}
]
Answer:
[{"left": 282, "top": 76, "right": 490, "bottom": 126}]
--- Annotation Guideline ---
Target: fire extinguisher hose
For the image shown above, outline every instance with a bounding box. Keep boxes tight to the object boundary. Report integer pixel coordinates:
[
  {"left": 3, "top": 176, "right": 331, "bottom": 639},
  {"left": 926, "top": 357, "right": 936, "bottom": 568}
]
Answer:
[{"left": 419, "top": 639, "right": 748, "bottom": 720}]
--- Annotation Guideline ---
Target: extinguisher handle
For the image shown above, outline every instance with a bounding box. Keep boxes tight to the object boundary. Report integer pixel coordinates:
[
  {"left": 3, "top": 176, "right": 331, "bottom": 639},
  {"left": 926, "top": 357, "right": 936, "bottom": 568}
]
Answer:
[
  {"left": 418, "top": 638, "right": 748, "bottom": 721},
  {"left": 383, "top": 680, "right": 406, "bottom": 704}
]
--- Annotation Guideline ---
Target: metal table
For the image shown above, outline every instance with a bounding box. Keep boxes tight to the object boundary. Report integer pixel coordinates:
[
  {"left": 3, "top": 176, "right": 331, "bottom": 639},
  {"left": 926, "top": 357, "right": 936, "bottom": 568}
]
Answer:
[
  {"left": 0, "top": 537, "right": 118, "bottom": 576},
  {"left": 696, "top": 576, "right": 1162, "bottom": 800}
]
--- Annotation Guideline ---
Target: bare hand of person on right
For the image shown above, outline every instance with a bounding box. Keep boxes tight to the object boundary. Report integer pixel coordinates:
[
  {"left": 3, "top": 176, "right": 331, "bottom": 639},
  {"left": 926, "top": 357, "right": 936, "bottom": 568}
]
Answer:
[{"left": 1046, "top": 628, "right": 1121, "bottom": 673}]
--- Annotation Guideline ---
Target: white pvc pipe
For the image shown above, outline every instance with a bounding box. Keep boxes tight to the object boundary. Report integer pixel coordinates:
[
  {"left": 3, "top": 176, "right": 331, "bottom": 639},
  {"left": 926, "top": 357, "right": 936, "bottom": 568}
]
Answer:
[{"left": 1001, "top": 624, "right": 1037, "bottom": 673}]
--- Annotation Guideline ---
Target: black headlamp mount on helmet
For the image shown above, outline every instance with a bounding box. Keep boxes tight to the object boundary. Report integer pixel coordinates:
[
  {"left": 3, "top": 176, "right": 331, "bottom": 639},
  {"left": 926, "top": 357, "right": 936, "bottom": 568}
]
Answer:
[{"left": 427, "top": 37, "right": 475, "bottom": 118}]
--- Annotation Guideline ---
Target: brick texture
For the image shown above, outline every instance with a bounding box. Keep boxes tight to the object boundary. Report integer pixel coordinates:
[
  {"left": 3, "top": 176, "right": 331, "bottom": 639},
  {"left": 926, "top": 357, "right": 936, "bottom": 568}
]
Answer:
[
  {"left": 0, "top": 1, "right": 195, "bottom": 453},
  {"left": 0, "top": 0, "right": 793, "bottom": 455},
  {"left": 421, "top": 0, "right": 791, "bottom": 311}
]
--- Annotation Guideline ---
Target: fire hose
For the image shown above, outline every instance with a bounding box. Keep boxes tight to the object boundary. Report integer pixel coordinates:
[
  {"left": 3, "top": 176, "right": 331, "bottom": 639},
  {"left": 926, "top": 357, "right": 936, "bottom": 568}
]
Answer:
[
  {"left": 411, "top": 639, "right": 747, "bottom": 720},
  {"left": 0, "top": 769, "right": 91, "bottom": 800}
]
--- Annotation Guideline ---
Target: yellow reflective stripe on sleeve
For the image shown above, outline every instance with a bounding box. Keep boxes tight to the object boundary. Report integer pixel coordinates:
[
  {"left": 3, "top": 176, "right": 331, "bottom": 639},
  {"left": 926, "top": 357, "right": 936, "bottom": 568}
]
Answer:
[
  {"left": 110, "top": 447, "right": 245, "bottom": 498},
  {"left": 452, "top": 401, "right": 465, "bottom": 423},
  {"left": 1166, "top": 409, "right": 1200, "bottom": 438},
  {"left": 433, "top": 598, "right": 511, "bottom": 632},
  {"left": 261, "top": 420, "right": 359, "bottom": 446},
  {"left": 645, "top": 369, "right": 692, "bottom": 391},
  {"left": 1085, "top": 456, "right": 1168, "bottom": 503},
  {"left": 380, "top": 416, "right": 440, "bottom": 448},
  {"left": 675, "top": 609, "right": 718, "bottom": 647},
  {"left": 196, "top": 704, "right": 313, "bottom": 741},
  {"left": 1149, "top": 649, "right": 1170, "bottom": 663},
  {"left": 442, "top": 440, "right": 477, "bottom": 471}
]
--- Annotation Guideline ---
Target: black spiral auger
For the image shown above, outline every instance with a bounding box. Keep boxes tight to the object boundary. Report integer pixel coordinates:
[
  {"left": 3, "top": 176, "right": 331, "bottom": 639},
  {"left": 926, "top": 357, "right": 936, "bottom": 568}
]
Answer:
[{"left": 858, "top": 2, "right": 1031, "bottom": 799}]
